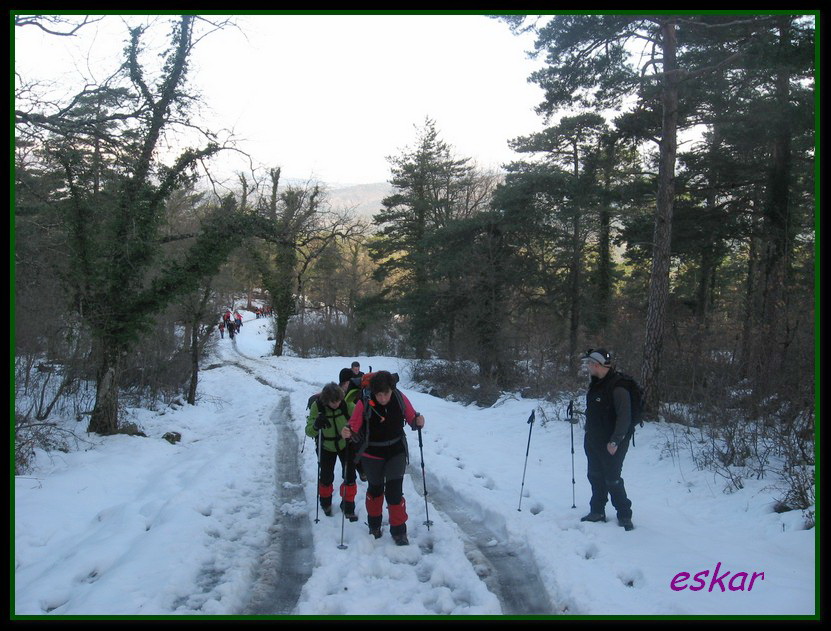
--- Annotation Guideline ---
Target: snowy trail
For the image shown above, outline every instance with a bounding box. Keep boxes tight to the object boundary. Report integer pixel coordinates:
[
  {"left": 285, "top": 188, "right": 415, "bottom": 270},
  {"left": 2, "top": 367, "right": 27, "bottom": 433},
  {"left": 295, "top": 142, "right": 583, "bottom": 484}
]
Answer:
[
  {"left": 221, "top": 336, "right": 556, "bottom": 615},
  {"left": 15, "top": 314, "right": 815, "bottom": 617}
]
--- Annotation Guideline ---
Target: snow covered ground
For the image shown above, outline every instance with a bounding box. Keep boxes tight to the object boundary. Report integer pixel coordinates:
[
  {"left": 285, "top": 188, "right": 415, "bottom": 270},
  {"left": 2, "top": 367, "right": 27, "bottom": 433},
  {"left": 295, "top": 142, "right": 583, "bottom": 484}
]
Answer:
[{"left": 14, "top": 309, "right": 817, "bottom": 618}]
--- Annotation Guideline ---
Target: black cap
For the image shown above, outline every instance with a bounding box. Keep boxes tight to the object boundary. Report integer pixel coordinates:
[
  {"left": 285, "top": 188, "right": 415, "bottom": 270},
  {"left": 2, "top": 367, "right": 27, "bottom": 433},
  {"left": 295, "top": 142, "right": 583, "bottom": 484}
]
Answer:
[{"left": 338, "top": 367, "right": 353, "bottom": 384}]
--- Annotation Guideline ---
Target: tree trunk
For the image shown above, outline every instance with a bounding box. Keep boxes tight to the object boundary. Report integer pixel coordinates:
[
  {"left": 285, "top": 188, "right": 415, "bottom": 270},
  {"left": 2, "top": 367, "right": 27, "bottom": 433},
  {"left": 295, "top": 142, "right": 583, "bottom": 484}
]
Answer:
[
  {"left": 641, "top": 19, "right": 679, "bottom": 417},
  {"left": 597, "top": 138, "right": 614, "bottom": 331},
  {"left": 739, "top": 208, "right": 760, "bottom": 380},
  {"left": 475, "top": 224, "right": 506, "bottom": 383},
  {"left": 187, "top": 322, "right": 199, "bottom": 405},
  {"left": 567, "top": 142, "right": 581, "bottom": 373},
  {"left": 274, "top": 314, "right": 288, "bottom": 357},
  {"left": 695, "top": 235, "right": 717, "bottom": 327},
  {"left": 757, "top": 16, "right": 793, "bottom": 391},
  {"left": 446, "top": 311, "right": 457, "bottom": 360},
  {"left": 88, "top": 344, "right": 121, "bottom": 434}
]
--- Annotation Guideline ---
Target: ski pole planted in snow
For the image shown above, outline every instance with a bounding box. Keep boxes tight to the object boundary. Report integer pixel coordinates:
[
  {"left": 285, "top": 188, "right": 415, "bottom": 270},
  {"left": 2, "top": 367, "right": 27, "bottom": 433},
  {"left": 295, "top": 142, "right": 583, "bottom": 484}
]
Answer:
[
  {"left": 568, "top": 400, "right": 576, "bottom": 509},
  {"left": 338, "top": 505, "right": 348, "bottom": 550},
  {"left": 314, "top": 430, "right": 323, "bottom": 524},
  {"left": 517, "top": 410, "right": 535, "bottom": 511},
  {"left": 417, "top": 426, "right": 433, "bottom": 530},
  {"left": 337, "top": 449, "right": 350, "bottom": 549}
]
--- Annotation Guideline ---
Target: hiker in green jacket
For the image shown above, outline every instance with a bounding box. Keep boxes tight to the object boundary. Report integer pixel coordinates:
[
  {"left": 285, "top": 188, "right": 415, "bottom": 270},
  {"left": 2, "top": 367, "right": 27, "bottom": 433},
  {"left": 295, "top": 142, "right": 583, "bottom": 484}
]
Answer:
[{"left": 305, "top": 382, "right": 359, "bottom": 520}]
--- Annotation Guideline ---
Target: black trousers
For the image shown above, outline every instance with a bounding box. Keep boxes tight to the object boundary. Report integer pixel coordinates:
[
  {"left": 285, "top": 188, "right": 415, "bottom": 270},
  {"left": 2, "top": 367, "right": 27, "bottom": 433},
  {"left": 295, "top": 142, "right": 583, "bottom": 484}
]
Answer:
[
  {"left": 319, "top": 447, "right": 357, "bottom": 489},
  {"left": 361, "top": 452, "right": 406, "bottom": 505},
  {"left": 360, "top": 452, "right": 408, "bottom": 535},
  {"left": 584, "top": 434, "right": 632, "bottom": 519}
]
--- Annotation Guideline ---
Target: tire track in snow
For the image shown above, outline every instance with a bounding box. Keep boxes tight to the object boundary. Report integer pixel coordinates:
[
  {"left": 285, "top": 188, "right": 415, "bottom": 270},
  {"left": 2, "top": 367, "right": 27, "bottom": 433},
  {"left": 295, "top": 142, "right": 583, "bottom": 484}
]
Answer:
[
  {"left": 408, "top": 466, "right": 556, "bottom": 614},
  {"left": 221, "top": 347, "right": 318, "bottom": 614},
  {"left": 242, "top": 394, "right": 313, "bottom": 615}
]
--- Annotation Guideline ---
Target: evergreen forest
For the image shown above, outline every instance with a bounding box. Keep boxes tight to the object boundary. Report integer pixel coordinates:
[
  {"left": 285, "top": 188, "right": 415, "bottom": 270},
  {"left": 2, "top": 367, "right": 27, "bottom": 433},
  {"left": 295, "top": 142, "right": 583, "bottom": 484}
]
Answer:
[{"left": 14, "top": 14, "right": 816, "bottom": 509}]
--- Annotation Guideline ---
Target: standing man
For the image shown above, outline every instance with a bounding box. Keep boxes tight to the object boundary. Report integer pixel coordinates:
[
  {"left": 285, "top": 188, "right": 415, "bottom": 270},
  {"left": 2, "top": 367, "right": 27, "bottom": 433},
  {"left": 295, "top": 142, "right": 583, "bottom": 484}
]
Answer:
[
  {"left": 350, "top": 361, "right": 363, "bottom": 378},
  {"left": 580, "top": 348, "right": 635, "bottom": 531}
]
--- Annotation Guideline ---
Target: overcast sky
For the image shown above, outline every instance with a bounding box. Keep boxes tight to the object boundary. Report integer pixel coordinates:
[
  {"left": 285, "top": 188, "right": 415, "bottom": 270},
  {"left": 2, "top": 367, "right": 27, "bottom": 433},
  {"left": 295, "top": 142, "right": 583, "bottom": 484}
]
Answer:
[{"left": 15, "top": 13, "right": 547, "bottom": 186}]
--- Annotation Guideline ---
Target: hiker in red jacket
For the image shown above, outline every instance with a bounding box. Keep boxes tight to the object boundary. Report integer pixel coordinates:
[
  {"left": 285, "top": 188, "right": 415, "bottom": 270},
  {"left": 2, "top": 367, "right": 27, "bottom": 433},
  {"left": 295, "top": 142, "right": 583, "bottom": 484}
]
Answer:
[{"left": 341, "top": 370, "right": 424, "bottom": 546}]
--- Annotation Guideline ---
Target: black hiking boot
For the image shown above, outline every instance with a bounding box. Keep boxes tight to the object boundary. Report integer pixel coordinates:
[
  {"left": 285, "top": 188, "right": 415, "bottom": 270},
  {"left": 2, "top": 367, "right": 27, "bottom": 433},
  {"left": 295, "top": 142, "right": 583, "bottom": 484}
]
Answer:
[
  {"left": 618, "top": 517, "right": 634, "bottom": 531},
  {"left": 369, "top": 526, "right": 383, "bottom": 539},
  {"left": 340, "top": 501, "right": 358, "bottom": 522},
  {"left": 321, "top": 502, "right": 333, "bottom": 517},
  {"left": 580, "top": 511, "right": 607, "bottom": 523},
  {"left": 392, "top": 533, "right": 409, "bottom": 546}
]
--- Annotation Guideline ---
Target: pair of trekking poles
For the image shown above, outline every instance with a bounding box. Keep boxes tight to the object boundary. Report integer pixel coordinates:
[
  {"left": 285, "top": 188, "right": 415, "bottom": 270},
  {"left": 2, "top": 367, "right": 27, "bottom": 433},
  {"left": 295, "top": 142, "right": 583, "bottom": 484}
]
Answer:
[
  {"left": 312, "top": 429, "right": 352, "bottom": 549},
  {"left": 517, "top": 400, "right": 577, "bottom": 511},
  {"left": 314, "top": 421, "right": 433, "bottom": 550}
]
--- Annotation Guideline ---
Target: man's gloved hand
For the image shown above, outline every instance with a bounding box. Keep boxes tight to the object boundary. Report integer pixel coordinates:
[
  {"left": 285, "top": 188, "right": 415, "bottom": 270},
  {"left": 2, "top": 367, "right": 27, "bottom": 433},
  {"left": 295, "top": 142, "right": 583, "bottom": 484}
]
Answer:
[{"left": 314, "top": 415, "right": 329, "bottom": 431}]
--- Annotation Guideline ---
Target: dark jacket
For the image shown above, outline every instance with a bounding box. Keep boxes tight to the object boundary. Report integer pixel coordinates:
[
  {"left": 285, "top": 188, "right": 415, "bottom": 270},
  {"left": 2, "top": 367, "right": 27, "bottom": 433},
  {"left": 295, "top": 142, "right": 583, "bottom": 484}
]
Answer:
[
  {"left": 585, "top": 369, "right": 633, "bottom": 444},
  {"left": 348, "top": 390, "right": 417, "bottom": 461}
]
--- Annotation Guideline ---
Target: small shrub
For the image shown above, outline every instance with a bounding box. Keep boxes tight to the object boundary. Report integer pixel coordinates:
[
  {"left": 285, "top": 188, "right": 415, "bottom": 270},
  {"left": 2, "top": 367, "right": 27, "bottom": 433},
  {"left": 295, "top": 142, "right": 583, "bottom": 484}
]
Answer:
[{"left": 408, "top": 359, "right": 491, "bottom": 406}]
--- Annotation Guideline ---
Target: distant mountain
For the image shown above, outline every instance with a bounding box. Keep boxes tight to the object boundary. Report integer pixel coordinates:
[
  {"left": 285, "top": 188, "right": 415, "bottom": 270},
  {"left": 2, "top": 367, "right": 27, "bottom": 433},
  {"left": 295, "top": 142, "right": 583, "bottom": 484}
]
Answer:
[{"left": 325, "top": 182, "right": 393, "bottom": 220}]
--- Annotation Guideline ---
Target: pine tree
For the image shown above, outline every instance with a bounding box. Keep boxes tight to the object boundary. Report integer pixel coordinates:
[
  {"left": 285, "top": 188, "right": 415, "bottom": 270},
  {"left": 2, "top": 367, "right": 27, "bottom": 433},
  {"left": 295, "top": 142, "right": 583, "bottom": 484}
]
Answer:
[
  {"left": 500, "top": 13, "right": 799, "bottom": 415},
  {"left": 370, "top": 118, "right": 477, "bottom": 358}
]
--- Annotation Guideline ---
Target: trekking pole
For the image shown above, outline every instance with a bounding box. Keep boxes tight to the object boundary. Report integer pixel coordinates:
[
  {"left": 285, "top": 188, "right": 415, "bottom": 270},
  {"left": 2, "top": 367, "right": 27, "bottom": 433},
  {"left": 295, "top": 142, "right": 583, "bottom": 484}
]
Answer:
[
  {"left": 568, "top": 400, "right": 576, "bottom": 509},
  {"left": 337, "top": 446, "right": 349, "bottom": 550},
  {"left": 337, "top": 506, "right": 348, "bottom": 549},
  {"left": 517, "top": 410, "right": 536, "bottom": 511},
  {"left": 314, "top": 431, "right": 322, "bottom": 524},
  {"left": 417, "top": 426, "right": 433, "bottom": 530}
]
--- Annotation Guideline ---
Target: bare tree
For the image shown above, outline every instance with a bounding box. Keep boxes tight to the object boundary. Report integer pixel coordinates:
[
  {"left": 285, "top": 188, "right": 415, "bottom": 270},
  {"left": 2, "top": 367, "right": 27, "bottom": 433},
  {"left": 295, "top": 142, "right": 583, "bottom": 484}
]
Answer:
[{"left": 14, "top": 15, "right": 104, "bottom": 36}]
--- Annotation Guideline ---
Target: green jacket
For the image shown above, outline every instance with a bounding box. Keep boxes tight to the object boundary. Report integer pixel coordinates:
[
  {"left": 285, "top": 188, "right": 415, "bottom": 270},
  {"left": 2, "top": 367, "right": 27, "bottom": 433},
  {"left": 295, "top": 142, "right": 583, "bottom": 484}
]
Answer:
[{"left": 305, "top": 398, "right": 355, "bottom": 453}]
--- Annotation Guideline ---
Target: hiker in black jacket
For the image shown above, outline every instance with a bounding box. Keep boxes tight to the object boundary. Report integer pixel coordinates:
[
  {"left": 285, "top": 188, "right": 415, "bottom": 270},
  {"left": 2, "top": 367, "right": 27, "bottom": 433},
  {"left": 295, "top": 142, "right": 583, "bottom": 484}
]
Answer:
[{"left": 580, "top": 348, "right": 635, "bottom": 531}]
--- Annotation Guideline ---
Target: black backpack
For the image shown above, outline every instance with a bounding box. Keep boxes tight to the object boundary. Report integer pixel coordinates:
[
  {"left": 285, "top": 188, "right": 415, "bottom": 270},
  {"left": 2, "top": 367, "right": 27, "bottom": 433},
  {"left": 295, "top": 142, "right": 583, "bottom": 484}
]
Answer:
[
  {"left": 609, "top": 372, "right": 644, "bottom": 440},
  {"left": 351, "top": 372, "right": 409, "bottom": 461}
]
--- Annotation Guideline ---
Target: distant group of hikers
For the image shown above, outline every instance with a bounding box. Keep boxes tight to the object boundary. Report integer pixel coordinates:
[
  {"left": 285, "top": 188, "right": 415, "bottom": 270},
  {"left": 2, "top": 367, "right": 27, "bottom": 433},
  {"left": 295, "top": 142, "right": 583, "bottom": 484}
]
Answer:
[
  {"left": 305, "top": 361, "right": 425, "bottom": 546},
  {"left": 304, "top": 347, "right": 640, "bottom": 548},
  {"left": 218, "top": 309, "right": 244, "bottom": 339},
  {"left": 218, "top": 305, "right": 274, "bottom": 338}
]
